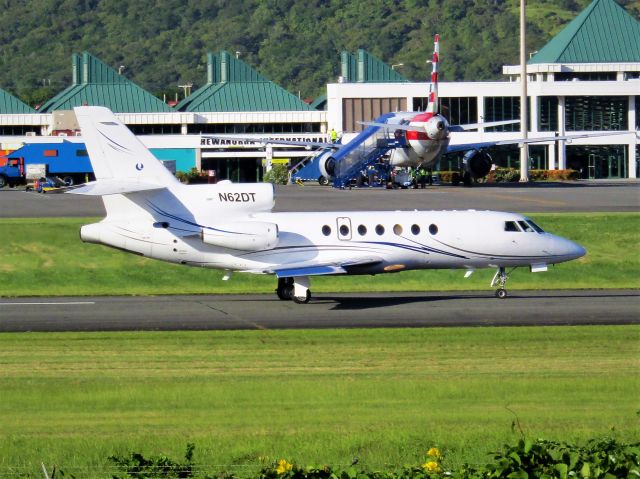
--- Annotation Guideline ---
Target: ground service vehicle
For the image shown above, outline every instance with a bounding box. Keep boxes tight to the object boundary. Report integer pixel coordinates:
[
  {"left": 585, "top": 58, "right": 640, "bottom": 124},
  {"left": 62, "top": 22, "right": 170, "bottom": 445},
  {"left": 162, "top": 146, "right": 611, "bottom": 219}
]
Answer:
[{"left": 0, "top": 141, "right": 93, "bottom": 188}]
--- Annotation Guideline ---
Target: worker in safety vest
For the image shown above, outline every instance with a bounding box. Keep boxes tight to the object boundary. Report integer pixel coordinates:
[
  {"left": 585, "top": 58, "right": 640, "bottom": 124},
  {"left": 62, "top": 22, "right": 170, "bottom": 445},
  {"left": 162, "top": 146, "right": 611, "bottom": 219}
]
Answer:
[
  {"left": 330, "top": 128, "right": 338, "bottom": 143},
  {"left": 418, "top": 166, "right": 427, "bottom": 189}
]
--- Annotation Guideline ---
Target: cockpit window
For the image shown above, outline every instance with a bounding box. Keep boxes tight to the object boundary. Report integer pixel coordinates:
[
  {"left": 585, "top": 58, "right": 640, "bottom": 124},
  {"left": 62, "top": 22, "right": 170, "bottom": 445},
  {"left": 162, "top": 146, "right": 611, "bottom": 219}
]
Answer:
[
  {"left": 525, "top": 219, "right": 544, "bottom": 233},
  {"left": 518, "top": 221, "right": 535, "bottom": 233},
  {"left": 504, "top": 221, "right": 521, "bottom": 232}
]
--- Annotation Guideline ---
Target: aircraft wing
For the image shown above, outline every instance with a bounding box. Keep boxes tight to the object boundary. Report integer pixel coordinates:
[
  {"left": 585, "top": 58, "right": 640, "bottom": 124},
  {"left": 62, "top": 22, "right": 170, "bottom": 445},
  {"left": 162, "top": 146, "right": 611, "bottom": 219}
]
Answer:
[
  {"left": 446, "top": 130, "right": 638, "bottom": 154},
  {"left": 244, "top": 255, "right": 383, "bottom": 277},
  {"left": 201, "top": 135, "right": 340, "bottom": 149}
]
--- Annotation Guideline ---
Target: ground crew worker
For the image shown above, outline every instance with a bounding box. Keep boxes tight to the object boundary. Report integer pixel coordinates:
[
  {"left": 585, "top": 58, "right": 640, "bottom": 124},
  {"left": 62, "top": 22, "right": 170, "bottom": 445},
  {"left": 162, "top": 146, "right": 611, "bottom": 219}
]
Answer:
[
  {"left": 418, "top": 166, "right": 427, "bottom": 188},
  {"left": 330, "top": 128, "right": 338, "bottom": 143}
]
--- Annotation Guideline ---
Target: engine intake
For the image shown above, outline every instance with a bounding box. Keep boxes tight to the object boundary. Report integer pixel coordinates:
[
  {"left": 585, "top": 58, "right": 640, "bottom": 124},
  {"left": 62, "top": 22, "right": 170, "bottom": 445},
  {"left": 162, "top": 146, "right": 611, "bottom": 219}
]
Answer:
[{"left": 463, "top": 149, "right": 493, "bottom": 179}]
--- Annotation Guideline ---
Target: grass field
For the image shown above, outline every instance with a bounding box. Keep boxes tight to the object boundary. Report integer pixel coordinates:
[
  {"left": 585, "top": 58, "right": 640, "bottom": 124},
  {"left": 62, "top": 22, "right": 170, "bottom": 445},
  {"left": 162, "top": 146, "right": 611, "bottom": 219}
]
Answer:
[
  {"left": 0, "top": 326, "right": 638, "bottom": 478},
  {"left": 1, "top": 213, "right": 639, "bottom": 296}
]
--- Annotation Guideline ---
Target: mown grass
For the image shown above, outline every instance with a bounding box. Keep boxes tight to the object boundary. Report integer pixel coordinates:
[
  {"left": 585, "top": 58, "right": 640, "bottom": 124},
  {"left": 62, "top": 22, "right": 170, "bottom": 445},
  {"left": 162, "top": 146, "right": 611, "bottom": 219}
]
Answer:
[
  {"left": 1, "top": 213, "right": 638, "bottom": 297},
  {"left": 0, "top": 326, "right": 638, "bottom": 477}
]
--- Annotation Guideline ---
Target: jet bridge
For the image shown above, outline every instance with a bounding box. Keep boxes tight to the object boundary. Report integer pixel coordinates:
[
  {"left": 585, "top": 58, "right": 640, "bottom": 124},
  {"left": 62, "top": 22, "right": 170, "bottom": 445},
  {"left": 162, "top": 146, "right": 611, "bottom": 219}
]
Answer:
[{"left": 330, "top": 113, "right": 405, "bottom": 188}]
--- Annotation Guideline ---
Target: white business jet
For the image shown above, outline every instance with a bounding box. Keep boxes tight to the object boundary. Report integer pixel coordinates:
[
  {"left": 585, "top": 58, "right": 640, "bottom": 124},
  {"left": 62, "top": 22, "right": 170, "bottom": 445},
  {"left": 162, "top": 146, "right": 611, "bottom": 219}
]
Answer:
[{"left": 71, "top": 106, "right": 585, "bottom": 303}]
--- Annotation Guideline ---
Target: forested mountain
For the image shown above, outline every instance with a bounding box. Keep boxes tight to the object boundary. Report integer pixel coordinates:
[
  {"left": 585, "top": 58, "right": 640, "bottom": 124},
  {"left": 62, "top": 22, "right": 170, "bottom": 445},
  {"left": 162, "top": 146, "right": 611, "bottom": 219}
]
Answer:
[{"left": 0, "top": 0, "right": 638, "bottom": 107}]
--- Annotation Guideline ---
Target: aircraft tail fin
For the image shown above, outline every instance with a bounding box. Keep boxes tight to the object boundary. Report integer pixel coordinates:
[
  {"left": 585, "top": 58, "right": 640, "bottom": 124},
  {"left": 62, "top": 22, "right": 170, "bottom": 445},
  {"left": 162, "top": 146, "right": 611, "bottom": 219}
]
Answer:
[
  {"left": 73, "top": 106, "right": 179, "bottom": 189},
  {"left": 426, "top": 34, "right": 440, "bottom": 115}
]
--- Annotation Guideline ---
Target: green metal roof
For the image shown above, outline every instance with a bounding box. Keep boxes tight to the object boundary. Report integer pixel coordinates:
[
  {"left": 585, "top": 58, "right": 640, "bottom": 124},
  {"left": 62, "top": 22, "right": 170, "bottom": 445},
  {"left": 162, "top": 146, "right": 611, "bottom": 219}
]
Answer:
[
  {"left": 529, "top": 0, "right": 640, "bottom": 64},
  {"left": 0, "top": 88, "right": 34, "bottom": 113},
  {"left": 340, "top": 50, "right": 408, "bottom": 82},
  {"left": 39, "top": 52, "right": 172, "bottom": 113},
  {"left": 177, "top": 51, "right": 312, "bottom": 112},
  {"left": 309, "top": 94, "right": 327, "bottom": 110}
]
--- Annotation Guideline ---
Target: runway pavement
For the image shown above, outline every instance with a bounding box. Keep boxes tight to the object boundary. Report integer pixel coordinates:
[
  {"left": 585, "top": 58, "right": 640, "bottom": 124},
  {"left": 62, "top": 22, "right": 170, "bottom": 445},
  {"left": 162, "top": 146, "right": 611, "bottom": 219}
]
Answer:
[
  {"left": 1, "top": 181, "right": 637, "bottom": 332},
  {"left": 0, "top": 290, "right": 638, "bottom": 332},
  {"left": 1, "top": 180, "right": 638, "bottom": 217}
]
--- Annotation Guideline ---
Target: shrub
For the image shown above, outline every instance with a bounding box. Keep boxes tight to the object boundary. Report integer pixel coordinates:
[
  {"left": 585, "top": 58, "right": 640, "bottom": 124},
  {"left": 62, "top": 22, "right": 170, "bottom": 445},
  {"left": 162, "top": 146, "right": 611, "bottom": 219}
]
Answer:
[
  {"left": 176, "top": 168, "right": 209, "bottom": 184},
  {"left": 492, "top": 168, "right": 520, "bottom": 183},
  {"left": 103, "top": 438, "right": 640, "bottom": 479},
  {"left": 263, "top": 164, "right": 289, "bottom": 185},
  {"left": 436, "top": 171, "right": 460, "bottom": 184}
]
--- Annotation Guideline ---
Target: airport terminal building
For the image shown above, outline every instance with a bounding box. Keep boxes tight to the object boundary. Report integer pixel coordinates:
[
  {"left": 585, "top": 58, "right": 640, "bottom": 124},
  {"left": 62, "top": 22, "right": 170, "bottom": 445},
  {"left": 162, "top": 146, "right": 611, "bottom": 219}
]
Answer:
[{"left": 0, "top": 0, "right": 638, "bottom": 181}]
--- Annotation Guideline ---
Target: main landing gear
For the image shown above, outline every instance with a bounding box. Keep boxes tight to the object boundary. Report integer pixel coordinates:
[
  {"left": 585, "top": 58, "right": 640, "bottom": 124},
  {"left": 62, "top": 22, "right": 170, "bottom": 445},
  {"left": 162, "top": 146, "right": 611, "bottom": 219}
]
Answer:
[
  {"left": 491, "top": 266, "right": 513, "bottom": 299},
  {"left": 276, "top": 276, "right": 311, "bottom": 304}
]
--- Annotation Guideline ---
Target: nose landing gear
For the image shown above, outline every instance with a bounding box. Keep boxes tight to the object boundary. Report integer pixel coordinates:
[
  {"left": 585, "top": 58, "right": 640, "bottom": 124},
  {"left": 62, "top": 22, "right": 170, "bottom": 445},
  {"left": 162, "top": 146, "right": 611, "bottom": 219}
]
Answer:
[{"left": 491, "top": 266, "right": 512, "bottom": 299}]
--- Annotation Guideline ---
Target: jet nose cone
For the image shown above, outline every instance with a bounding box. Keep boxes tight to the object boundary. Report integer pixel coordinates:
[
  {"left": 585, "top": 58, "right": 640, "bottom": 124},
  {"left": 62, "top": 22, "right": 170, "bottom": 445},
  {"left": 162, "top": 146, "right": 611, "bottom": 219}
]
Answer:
[
  {"left": 551, "top": 236, "right": 586, "bottom": 261},
  {"left": 571, "top": 242, "right": 587, "bottom": 260}
]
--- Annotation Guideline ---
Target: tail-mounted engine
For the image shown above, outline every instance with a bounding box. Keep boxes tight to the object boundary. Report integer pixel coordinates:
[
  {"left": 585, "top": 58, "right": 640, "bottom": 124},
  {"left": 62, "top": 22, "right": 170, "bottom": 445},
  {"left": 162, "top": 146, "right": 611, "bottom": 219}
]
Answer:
[{"left": 201, "top": 221, "right": 279, "bottom": 251}]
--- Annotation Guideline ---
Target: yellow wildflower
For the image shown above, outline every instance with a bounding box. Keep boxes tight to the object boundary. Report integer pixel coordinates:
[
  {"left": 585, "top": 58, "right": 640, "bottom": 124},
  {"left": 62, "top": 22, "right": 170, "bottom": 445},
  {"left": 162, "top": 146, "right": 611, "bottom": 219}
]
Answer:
[
  {"left": 427, "top": 447, "right": 441, "bottom": 458},
  {"left": 422, "top": 460, "right": 440, "bottom": 473},
  {"left": 276, "top": 459, "right": 293, "bottom": 475}
]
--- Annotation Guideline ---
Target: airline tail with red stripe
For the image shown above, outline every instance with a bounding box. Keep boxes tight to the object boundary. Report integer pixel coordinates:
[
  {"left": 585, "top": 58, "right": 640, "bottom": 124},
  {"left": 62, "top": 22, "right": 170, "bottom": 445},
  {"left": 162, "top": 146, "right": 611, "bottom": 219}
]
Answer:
[{"left": 426, "top": 34, "right": 440, "bottom": 115}]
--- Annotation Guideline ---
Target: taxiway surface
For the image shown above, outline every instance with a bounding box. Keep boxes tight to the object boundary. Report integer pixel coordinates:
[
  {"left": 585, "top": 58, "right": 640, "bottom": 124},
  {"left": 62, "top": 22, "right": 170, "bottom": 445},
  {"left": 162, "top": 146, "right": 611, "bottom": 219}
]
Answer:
[
  {"left": 1, "top": 290, "right": 638, "bottom": 332},
  {"left": 1, "top": 180, "right": 638, "bottom": 217}
]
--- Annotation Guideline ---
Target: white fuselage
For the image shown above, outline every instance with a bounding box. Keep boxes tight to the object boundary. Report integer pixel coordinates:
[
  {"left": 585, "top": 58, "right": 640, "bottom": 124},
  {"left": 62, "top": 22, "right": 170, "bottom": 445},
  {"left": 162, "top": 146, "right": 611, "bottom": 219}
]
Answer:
[{"left": 80, "top": 184, "right": 585, "bottom": 276}]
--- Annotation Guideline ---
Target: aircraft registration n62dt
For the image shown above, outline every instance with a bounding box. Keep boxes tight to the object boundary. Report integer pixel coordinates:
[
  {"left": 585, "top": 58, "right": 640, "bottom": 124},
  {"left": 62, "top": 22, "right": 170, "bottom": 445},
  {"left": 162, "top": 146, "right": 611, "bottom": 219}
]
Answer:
[{"left": 70, "top": 106, "right": 585, "bottom": 303}]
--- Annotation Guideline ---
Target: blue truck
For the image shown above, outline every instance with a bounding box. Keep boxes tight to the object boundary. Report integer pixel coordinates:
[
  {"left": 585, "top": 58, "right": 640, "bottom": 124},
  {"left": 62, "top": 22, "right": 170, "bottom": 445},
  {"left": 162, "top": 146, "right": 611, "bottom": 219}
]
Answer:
[{"left": 0, "top": 140, "right": 94, "bottom": 188}]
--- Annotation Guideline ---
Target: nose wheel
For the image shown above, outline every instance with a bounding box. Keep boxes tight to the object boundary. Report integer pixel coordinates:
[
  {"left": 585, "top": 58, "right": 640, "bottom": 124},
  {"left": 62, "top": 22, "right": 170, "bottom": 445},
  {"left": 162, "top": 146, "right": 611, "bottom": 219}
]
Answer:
[{"left": 491, "top": 267, "right": 512, "bottom": 299}]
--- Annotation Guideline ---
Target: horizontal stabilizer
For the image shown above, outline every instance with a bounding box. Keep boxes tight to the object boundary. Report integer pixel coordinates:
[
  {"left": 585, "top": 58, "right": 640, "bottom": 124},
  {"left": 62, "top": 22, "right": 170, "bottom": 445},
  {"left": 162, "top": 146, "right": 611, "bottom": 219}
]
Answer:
[
  {"left": 358, "top": 121, "right": 426, "bottom": 133},
  {"left": 67, "top": 179, "right": 165, "bottom": 196},
  {"left": 449, "top": 119, "right": 520, "bottom": 132}
]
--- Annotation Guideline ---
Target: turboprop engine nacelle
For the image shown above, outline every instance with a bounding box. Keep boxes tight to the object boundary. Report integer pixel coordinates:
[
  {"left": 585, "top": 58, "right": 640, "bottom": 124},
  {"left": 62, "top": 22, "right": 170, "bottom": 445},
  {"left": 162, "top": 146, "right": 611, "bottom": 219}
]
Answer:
[
  {"left": 201, "top": 221, "right": 279, "bottom": 251},
  {"left": 463, "top": 149, "right": 493, "bottom": 179}
]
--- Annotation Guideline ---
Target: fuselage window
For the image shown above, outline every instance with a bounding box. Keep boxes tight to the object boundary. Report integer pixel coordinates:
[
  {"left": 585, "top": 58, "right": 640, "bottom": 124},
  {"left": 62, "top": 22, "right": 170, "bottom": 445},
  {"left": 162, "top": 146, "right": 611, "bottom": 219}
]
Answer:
[
  {"left": 393, "top": 224, "right": 403, "bottom": 235},
  {"left": 357, "top": 224, "right": 367, "bottom": 236},
  {"left": 322, "top": 225, "right": 331, "bottom": 236},
  {"left": 518, "top": 220, "right": 534, "bottom": 232},
  {"left": 375, "top": 224, "right": 385, "bottom": 235},
  {"left": 429, "top": 224, "right": 438, "bottom": 235},
  {"left": 339, "top": 224, "right": 350, "bottom": 236},
  {"left": 411, "top": 224, "right": 420, "bottom": 235},
  {"left": 504, "top": 221, "right": 520, "bottom": 232},
  {"left": 525, "top": 219, "right": 544, "bottom": 233}
]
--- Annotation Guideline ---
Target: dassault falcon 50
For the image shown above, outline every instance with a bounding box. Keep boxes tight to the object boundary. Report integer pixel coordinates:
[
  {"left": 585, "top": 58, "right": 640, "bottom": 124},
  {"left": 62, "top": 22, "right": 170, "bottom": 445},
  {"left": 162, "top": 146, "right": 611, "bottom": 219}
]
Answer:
[{"left": 70, "top": 106, "right": 585, "bottom": 303}]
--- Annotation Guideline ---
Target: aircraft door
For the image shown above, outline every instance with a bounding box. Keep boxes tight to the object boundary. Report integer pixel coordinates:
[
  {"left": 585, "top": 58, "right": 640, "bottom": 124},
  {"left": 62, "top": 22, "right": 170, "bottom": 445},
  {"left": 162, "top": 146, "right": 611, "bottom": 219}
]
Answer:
[{"left": 336, "top": 217, "right": 352, "bottom": 241}]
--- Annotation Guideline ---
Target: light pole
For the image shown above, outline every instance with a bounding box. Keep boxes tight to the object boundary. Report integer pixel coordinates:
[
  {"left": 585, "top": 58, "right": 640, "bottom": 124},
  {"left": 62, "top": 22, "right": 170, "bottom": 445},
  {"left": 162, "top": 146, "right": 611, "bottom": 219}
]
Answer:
[{"left": 519, "top": 0, "right": 529, "bottom": 182}]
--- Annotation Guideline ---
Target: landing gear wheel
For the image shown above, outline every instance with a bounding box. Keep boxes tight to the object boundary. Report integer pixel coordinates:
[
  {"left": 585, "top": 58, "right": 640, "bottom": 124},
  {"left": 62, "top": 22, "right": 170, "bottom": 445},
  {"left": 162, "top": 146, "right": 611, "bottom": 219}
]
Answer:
[
  {"left": 292, "top": 290, "right": 311, "bottom": 304},
  {"left": 491, "top": 266, "right": 513, "bottom": 299},
  {"left": 318, "top": 176, "right": 329, "bottom": 186},
  {"left": 276, "top": 278, "right": 294, "bottom": 300}
]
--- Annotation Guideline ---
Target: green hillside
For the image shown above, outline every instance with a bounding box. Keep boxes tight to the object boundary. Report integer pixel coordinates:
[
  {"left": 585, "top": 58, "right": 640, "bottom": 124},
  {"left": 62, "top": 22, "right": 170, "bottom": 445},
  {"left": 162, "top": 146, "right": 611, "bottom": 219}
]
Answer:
[{"left": 0, "top": 0, "right": 638, "bottom": 107}]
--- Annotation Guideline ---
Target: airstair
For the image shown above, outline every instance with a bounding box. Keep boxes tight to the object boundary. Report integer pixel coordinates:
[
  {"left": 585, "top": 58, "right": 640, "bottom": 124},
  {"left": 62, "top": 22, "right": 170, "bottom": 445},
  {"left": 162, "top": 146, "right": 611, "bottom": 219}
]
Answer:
[{"left": 330, "top": 113, "right": 404, "bottom": 188}]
